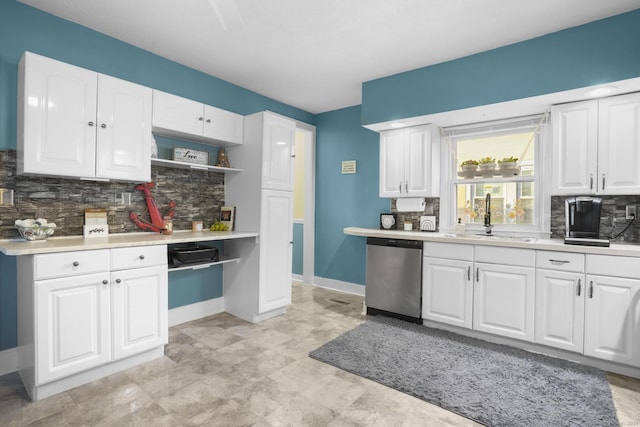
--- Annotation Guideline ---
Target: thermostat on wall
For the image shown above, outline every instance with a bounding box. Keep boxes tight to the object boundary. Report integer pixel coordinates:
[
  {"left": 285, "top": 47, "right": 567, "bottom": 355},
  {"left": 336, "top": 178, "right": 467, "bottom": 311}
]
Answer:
[{"left": 342, "top": 160, "right": 356, "bottom": 174}]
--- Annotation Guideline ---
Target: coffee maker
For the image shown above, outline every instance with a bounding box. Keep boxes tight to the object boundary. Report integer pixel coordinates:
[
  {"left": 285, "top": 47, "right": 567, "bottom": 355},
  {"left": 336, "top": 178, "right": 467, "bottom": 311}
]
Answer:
[{"left": 564, "top": 196, "right": 609, "bottom": 246}]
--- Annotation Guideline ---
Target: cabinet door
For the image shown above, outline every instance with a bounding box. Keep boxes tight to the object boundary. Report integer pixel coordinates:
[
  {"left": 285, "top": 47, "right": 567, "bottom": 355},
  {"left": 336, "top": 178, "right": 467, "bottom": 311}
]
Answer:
[
  {"left": 422, "top": 257, "right": 473, "bottom": 328},
  {"left": 584, "top": 275, "right": 640, "bottom": 368},
  {"left": 534, "top": 270, "right": 585, "bottom": 353},
  {"left": 203, "top": 104, "right": 243, "bottom": 145},
  {"left": 19, "top": 52, "right": 97, "bottom": 178},
  {"left": 551, "top": 101, "right": 598, "bottom": 195},
  {"left": 404, "top": 126, "right": 437, "bottom": 197},
  {"left": 598, "top": 93, "right": 640, "bottom": 195},
  {"left": 379, "top": 129, "right": 405, "bottom": 197},
  {"left": 261, "top": 113, "right": 295, "bottom": 191},
  {"left": 111, "top": 265, "right": 168, "bottom": 360},
  {"left": 152, "top": 90, "right": 204, "bottom": 136},
  {"left": 258, "top": 190, "right": 293, "bottom": 313},
  {"left": 473, "top": 263, "right": 535, "bottom": 342},
  {"left": 36, "top": 273, "right": 111, "bottom": 385},
  {"left": 96, "top": 74, "right": 152, "bottom": 181}
]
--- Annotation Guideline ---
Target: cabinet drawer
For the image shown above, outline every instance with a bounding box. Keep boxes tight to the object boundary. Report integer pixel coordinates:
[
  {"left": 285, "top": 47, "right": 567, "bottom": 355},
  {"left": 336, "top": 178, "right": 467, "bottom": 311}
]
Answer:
[
  {"left": 586, "top": 254, "right": 640, "bottom": 279},
  {"left": 34, "top": 250, "right": 110, "bottom": 280},
  {"left": 475, "top": 246, "right": 534, "bottom": 267},
  {"left": 536, "top": 251, "right": 585, "bottom": 272},
  {"left": 423, "top": 242, "right": 473, "bottom": 261},
  {"left": 111, "top": 245, "right": 167, "bottom": 270}
]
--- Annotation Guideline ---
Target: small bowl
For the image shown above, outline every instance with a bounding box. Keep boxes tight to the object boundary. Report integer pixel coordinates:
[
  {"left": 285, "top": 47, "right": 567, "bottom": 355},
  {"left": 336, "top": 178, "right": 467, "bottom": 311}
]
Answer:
[{"left": 16, "top": 226, "right": 55, "bottom": 241}]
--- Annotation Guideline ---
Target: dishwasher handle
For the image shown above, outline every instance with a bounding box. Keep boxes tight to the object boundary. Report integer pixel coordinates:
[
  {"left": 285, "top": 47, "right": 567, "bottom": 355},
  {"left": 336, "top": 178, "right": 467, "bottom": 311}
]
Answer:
[{"left": 366, "top": 237, "right": 422, "bottom": 250}]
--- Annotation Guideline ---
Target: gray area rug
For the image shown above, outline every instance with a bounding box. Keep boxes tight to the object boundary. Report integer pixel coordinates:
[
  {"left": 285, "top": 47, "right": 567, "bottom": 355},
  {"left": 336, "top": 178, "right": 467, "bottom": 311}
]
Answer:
[{"left": 309, "top": 316, "right": 619, "bottom": 427}]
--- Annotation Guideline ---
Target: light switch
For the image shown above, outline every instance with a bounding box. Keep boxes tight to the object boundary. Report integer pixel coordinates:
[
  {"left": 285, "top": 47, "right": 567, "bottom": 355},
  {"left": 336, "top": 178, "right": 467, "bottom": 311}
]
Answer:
[{"left": 0, "top": 188, "right": 14, "bottom": 206}]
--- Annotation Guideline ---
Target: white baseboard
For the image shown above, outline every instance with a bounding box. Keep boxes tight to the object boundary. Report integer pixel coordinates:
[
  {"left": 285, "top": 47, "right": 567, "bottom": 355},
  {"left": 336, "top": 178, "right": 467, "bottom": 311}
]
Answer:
[
  {"left": 168, "top": 297, "right": 225, "bottom": 327},
  {"left": 0, "top": 347, "right": 18, "bottom": 376},
  {"left": 292, "top": 274, "right": 303, "bottom": 283},
  {"left": 312, "top": 276, "right": 365, "bottom": 297}
]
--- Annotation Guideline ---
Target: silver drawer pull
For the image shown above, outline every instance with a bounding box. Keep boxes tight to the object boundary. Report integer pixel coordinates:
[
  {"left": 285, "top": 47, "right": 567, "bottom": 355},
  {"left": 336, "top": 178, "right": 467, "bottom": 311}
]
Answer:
[
  {"left": 549, "top": 259, "right": 570, "bottom": 265},
  {"left": 102, "top": 280, "right": 108, "bottom": 285},
  {"left": 115, "top": 279, "right": 122, "bottom": 284},
  {"left": 72, "top": 261, "right": 80, "bottom": 267},
  {"left": 139, "top": 255, "right": 145, "bottom": 260}
]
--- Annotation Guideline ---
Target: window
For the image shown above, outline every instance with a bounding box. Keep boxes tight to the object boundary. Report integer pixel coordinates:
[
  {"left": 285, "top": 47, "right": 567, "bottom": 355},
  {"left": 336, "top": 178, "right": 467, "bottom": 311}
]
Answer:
[{"left": 441, "top": 115, "right": 549, "bottom": 234}]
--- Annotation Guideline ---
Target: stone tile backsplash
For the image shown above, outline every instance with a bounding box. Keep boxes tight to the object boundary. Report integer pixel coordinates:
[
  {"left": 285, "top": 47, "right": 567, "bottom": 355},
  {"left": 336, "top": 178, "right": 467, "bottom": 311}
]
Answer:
[
  {"left": 391, "top": 198, "right": 440, "bottom": 231},
  {"left": 0, "top": 150, "right": 225, "bottom": 239},
  {"left": 550, "top": 195, "right": 640, "bottom": 242}
]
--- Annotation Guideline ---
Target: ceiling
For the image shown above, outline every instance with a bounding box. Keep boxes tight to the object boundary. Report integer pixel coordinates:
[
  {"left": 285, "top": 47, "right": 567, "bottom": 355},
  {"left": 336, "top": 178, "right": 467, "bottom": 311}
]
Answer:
[{"left": 18, "top": 0, "right": 640, "bottom": 114}]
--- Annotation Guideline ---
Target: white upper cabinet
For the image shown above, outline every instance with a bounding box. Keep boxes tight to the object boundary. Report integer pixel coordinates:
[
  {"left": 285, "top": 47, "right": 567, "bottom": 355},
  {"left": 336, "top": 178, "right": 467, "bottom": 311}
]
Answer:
[
  {"left": 18, "top": 52, "right": 151, "bottom": 182},
  {"left": 152, "top": 90, "right": 243, "bottom": 146},
  {"left": 379, "top": 124, "right": 440, "bottom": 198},
  {"left": 551, "top": 92, "right": 640, "bottom": 195},
  {"left": 261, "top": 112, "right": 296, "bottom": 191}
]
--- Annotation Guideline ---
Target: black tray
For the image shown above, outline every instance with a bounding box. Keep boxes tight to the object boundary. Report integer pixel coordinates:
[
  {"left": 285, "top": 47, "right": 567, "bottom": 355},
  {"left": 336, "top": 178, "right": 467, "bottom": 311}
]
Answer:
[{"left": 168, "top": 243, "right": 219, "bottom": 267}]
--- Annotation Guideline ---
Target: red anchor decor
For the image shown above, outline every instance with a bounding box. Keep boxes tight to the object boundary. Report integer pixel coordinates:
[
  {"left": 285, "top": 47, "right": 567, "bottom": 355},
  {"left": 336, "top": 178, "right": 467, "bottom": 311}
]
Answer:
[{"left": 129, "top": 182, "right": 176, "bottom": 233}]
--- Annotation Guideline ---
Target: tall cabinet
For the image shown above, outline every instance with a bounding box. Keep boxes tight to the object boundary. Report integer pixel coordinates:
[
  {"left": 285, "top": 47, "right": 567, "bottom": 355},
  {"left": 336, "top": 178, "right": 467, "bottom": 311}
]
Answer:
[{"left": 224, "top": 111, "right": 295, "bottom": 322}]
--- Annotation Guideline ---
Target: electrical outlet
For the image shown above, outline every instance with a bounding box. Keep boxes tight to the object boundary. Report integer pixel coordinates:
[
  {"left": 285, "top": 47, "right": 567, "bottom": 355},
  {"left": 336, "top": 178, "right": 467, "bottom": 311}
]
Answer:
[
  {"left": 625, "top": 204, "right": 637, "bottom": 219},
  {"left": 121, "top": 192, "right": 132, "bottom": 205}
]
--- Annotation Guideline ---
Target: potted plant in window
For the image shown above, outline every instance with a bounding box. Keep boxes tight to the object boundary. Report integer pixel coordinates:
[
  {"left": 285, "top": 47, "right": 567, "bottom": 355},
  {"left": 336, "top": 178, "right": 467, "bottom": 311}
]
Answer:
[
  {"left": 478, "top": 156, "right": 497, "bottom": 177},
  {"left": 460, "top": 159, "right": 479, "bottom": 178},
  {"left": 498, "top": 156, "right": 519, "bottom": 176}
]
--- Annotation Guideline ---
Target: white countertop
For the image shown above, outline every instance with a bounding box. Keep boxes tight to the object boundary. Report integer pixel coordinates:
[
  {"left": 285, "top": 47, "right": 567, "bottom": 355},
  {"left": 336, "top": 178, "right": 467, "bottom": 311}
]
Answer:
[
  {"left": 344, "top": 227, "right": 640, "bottom": 257},
  {"left": 0, "top": 230, "right": 258, "bottom": 256}
]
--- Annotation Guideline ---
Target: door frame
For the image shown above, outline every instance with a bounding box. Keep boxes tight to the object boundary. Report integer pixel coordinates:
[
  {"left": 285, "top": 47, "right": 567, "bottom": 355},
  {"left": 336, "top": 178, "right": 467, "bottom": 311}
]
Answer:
[{"left": 294, "top": 121, "right": 316, "bottom": 285}]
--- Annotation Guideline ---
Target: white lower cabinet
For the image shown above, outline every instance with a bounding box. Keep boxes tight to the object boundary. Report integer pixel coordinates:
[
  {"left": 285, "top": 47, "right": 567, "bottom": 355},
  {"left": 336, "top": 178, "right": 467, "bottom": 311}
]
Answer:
[
  {"left": 535, "top": 269, "right": 585, "bottom": 353},
  {"left": 35, "top": 272, "right": 111, "bottom": 385},
  {"left": 583, "top": 274, "right": 640, "bottom": 368},
  {"left": 422, "top": 257, "right": 473, "bottom": 329},
  {"left": 18, "top": 246, "right": 168, "bottom": 400},
  {"left": 474, "top": 262, "right": 535, "bottom": 342}
]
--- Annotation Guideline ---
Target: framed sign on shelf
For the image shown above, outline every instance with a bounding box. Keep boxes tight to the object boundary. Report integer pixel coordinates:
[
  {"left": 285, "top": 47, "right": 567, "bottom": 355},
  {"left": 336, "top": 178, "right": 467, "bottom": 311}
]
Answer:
[
  {"left": 172, "top": 147, "right": 209, "bottom": 165},
  {"left": 220, "top": 206, "right": 236, "bottom": 230}
]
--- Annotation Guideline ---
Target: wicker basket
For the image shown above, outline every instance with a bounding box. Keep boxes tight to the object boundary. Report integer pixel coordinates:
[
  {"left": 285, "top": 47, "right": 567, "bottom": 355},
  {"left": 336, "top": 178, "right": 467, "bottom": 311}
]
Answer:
[{"left": 16, "top": 226, "right": 55, "bottom": 241}]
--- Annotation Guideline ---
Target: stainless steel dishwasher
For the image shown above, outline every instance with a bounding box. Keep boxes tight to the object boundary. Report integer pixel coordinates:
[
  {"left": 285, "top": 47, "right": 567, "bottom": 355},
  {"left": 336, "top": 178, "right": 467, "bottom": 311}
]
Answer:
[{"left": 365, "top": 237, "right": 422, "bottom": 323}]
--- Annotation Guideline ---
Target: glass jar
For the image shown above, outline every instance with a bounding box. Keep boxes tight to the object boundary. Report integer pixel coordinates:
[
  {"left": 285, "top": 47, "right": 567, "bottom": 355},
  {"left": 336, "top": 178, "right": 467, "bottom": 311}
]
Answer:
[{"left": 162, "top": 216, "right": 173, "bottom": 235}]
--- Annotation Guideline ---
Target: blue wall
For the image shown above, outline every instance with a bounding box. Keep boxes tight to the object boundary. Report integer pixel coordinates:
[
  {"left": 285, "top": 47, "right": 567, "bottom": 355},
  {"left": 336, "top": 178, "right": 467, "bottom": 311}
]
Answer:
[
  {"left": 292, "top": 223, "right": 304, "bottom": 276},
  {"left": 0, "top": 1, "right": 315, "bottom": 351},
  {"left": 362, "top": 10, "right": 640, "bottom": 125},
  {"left": 315, "top": 106, "right": 389, "bottom": 285}
]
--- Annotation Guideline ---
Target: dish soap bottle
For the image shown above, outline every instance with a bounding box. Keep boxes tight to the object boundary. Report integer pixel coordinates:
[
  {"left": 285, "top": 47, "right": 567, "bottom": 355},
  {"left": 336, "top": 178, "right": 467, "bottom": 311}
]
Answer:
[{"left": 455, "top": 218, "right": 465, "bottom": 236}]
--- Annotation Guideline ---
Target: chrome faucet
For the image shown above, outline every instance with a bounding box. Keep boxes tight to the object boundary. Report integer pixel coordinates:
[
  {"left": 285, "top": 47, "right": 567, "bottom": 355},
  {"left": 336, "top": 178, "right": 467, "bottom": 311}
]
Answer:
[{"left": 484, "top": 193, "right": 493, "bottom": 234}]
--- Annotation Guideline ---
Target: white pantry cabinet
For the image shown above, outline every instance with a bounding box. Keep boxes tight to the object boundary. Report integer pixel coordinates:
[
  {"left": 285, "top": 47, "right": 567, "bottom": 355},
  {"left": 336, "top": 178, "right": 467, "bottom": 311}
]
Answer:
[
  {"left": 18, "top": 51, "right": 152, "bottom": 182},
  {"left": 379, "top": 125, "right": 440, "bottom": 198},
  {"left": 224, "top": 111, "right": 295, "bottom": 322},
  {"left": 551, "top": 92, "right": 640, "bottom": 195},
  {"left": 17, "top": 246, "right": 168, "bottom": 400},
  {"left": 152, "top": 90, "right": 243, "bottom": 146}
]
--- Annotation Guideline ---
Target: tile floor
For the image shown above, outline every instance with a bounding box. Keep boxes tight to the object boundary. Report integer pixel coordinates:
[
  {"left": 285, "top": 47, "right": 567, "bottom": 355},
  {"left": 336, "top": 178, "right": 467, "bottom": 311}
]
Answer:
[{"left": 1, "top": 282, "right": 639, "bottom": 426}]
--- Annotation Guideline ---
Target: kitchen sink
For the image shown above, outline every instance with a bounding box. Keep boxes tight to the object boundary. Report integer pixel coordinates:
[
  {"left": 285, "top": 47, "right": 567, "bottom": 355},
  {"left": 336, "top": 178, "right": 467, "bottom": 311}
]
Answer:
[{"left": 472, "top": 234, "right": 538, "bottom": 243}]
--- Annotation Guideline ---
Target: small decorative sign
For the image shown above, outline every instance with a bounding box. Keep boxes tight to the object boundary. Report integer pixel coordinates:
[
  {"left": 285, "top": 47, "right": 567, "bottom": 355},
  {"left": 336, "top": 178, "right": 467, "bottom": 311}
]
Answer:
[
  {"left": 342, "top": 160, "right": 356, "bottom": 174},
  {"left": 84, "top": 224, "right": 109, "bottom": 238},
  {"left": 173, "top": 147, "right": 209, "bottom": 165},
  {"left": 220, "top": 206, "right": 235, "bottom": 231}
]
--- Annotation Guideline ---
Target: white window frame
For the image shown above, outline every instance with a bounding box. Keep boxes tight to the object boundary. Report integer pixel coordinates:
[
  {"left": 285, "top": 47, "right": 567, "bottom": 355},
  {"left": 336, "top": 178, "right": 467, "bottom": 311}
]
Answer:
[{"left": 439, "top": 114, "right": 551, "bottom": 237}]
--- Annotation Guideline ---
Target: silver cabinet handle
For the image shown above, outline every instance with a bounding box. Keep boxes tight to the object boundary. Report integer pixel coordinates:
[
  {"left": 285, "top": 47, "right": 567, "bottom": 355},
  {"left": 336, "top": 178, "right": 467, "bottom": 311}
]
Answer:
[
  {"left": 476, "top": 267, "right": 479, "bottom": 282},
  {"left": 602, "top": 174, "right": 606, "bottom": 191},
  {"left": 139, "top": 254, "right": 145, "bottom": 260},
  {"left": 467, "top": 266, "right": 471, "bottom": 281},
  {"left": 115, "top": 278, "right": 122, "bottom": 284},
  {"left": 549, "top": 259, "right": 570, "bottom": 265},
  {"left": 577, "top": 279, "right": 581, "bottom": 296},
  {"left": 589, "top": 281, "right": 594, "bottom": 298},
  {"left": 590, "top": 174, "right": 593, "bottom": 190},
  {"left": 198, "top": 117, "right": 204, "bottom": 121},
  {"left": 405, "top": 182, "right": 408, "bottom": 193},
  {"left": 206, "top": 119, "right": 211, "bottom": 123},
  {"left": 399, "top": 182, "right": 402, "bottom": 193},
  {"left": 72, "top": 261, "right": 79, "bottom": 267},
  {"left": 88, "top": 121, "right": 94, "bottom": 127},
  {"left": 100, "top": 123, "right": 107, "bottom": 129},
  {"left": 102, "top": 280, "right": 108, "bottom": 285}
]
